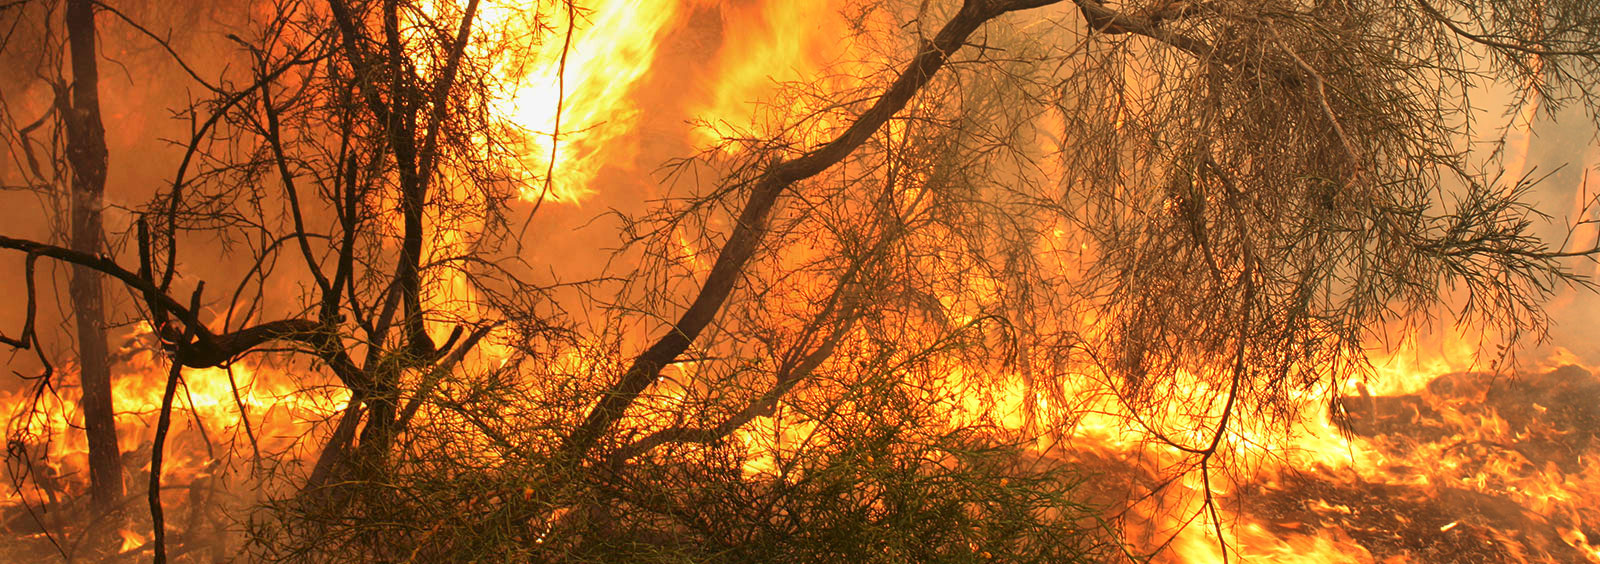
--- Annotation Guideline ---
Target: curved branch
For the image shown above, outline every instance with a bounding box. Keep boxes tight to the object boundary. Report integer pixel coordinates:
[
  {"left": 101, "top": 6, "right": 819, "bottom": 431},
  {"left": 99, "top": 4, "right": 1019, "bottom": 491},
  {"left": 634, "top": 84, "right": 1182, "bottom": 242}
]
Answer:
[
  {"left": 1073, "top": 0, "right": 1214, "bottom": 58},
  {"left": 560, "top": 0, "right": 1068, "bottom": 459},
  {"left": 0, "top": 253, "right": 39, "bottom": 349},
  {"left": 1414, "top": 0, "right": 1600, "bottom": 57},
  {"left": 1, "top": 234, "right": 212, "bottom": 342},
  {"left": 0, "top": 235, "right": 364, "bottom": 387}
]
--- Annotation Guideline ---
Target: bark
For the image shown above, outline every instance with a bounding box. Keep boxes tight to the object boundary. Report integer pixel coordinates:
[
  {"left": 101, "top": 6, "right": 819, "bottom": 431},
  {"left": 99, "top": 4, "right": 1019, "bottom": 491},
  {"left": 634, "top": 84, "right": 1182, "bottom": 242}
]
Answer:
[{"left": 62, "top": 0, "right": 122, "bottom": 510}]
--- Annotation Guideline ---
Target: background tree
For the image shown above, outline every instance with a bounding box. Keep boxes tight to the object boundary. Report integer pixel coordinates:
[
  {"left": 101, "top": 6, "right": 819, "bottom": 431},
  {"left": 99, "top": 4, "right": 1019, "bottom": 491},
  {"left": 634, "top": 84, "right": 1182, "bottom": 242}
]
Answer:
[
  {"left": 59, "top": 0, "right": 121, "bottom": 513},
  {"left": 0, "top": 0, "right": 126, "bottom": 516},
  {"left": 2, "top": 0, "right": 518, "bottom": 557}
]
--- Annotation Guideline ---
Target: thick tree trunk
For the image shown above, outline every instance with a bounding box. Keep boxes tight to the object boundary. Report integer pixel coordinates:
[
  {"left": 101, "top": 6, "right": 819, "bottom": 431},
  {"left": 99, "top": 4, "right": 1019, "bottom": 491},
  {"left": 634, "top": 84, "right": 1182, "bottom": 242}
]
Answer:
[{"left": 63, "top": 0, "right": 122, "bottom": 510}]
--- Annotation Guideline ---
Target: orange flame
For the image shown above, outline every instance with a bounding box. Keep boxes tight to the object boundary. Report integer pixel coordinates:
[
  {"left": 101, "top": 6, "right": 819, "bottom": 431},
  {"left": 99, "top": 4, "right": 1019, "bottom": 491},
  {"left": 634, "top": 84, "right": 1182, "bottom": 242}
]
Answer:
[{"left": 486, "top": 0, "right": 683, "bottom": 203}]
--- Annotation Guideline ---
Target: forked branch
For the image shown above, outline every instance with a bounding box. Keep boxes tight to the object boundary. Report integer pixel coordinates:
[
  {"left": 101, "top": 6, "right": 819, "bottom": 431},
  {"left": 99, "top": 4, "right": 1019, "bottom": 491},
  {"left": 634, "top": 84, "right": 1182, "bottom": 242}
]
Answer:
[{"left": 560, "top": 0, "right": 1072, "bottom": 460}]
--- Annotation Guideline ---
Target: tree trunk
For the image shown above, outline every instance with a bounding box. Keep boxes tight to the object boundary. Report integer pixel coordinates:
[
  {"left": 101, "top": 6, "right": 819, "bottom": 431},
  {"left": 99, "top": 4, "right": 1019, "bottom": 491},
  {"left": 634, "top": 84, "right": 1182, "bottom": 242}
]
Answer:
[{"left": 63, "top": 0, "right": 122, "bottom": 510}]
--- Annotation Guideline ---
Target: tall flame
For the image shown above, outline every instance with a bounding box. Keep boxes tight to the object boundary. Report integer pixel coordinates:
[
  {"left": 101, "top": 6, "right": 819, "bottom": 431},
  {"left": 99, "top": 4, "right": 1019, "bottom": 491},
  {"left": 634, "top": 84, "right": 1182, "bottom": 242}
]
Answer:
[{"left": 486, "top": 0, "right": 682, "bottom": 203}]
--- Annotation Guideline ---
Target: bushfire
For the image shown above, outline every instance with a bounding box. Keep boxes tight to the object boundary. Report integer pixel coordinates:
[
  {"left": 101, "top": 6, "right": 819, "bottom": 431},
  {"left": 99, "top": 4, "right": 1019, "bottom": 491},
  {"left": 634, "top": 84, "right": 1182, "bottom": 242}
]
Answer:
[{"left": 4, "top": 0, "right": 1600, "bottom": 562}]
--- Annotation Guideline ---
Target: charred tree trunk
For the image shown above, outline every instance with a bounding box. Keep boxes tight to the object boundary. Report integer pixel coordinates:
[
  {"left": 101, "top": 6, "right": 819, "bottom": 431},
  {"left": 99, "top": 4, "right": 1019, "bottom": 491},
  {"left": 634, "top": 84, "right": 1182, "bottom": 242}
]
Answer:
[{"left": 62, "top": 0, "right": 122, "bottom": 510}]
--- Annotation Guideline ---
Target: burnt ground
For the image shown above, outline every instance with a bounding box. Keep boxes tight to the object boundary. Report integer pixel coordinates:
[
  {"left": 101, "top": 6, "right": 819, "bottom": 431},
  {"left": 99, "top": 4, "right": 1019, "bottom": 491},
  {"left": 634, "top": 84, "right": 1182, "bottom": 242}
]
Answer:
[{"left": 1241, "top": 365, "right": 1600, "bottom": 563}]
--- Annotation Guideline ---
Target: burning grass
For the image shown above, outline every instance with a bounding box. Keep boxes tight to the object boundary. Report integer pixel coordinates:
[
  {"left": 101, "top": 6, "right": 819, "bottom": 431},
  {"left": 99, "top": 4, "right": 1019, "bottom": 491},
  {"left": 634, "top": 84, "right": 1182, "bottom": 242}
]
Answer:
[{"left": 1203, "top": 364, "right": 1600, "bottom": 562}]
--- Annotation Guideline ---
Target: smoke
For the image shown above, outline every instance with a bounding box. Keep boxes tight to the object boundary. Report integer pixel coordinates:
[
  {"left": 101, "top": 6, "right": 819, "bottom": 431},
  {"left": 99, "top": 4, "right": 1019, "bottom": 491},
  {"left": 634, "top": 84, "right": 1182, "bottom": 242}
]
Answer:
[{"left": 1515, "top": 102, "right": 1600, "bottom": 366}]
